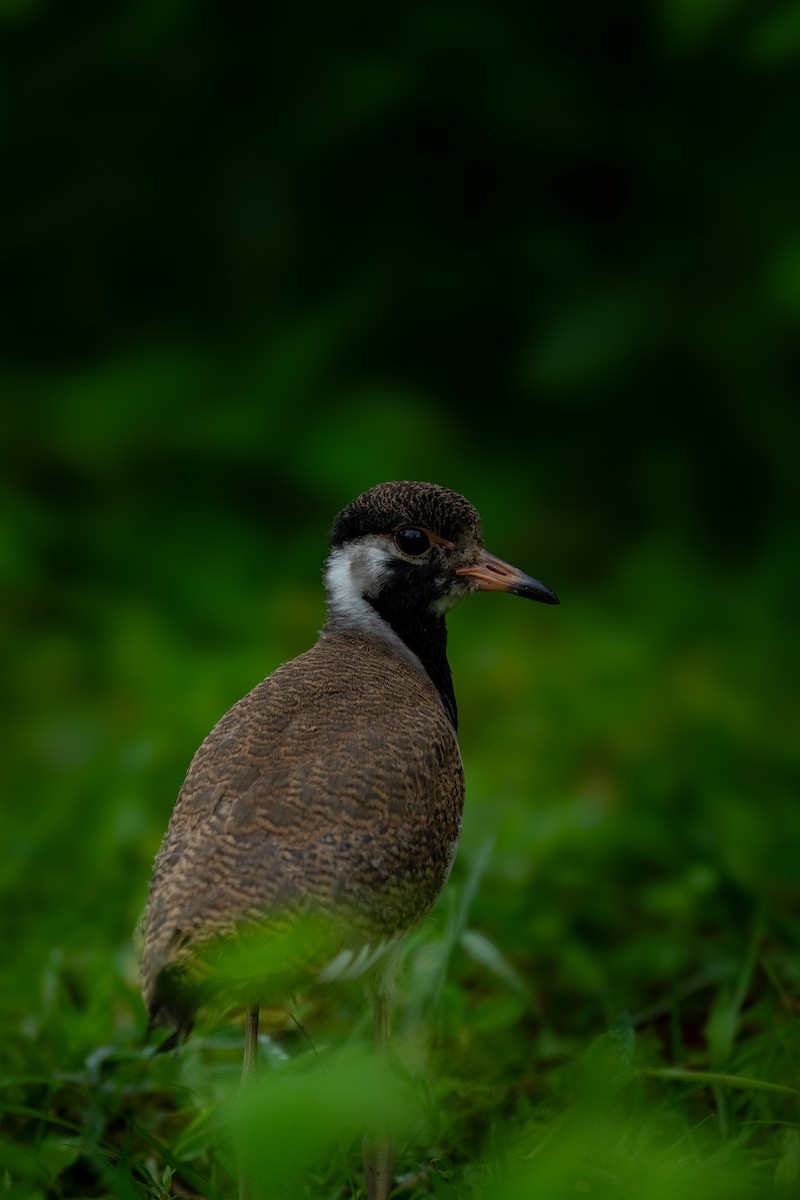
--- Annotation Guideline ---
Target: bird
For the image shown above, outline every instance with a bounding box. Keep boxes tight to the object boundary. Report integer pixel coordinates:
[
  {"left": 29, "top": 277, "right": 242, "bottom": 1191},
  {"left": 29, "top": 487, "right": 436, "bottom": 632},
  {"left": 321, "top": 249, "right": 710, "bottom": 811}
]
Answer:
[{"left": 139, "top": 480, "right": 558, "bottom": 1200}]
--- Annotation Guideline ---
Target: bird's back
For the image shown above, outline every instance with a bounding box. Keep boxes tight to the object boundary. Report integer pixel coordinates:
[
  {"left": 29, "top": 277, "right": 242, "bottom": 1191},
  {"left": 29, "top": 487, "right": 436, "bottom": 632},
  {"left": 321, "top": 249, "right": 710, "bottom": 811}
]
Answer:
[{"left": 141, "top": 628, "right": 463, "bottom": 1027}]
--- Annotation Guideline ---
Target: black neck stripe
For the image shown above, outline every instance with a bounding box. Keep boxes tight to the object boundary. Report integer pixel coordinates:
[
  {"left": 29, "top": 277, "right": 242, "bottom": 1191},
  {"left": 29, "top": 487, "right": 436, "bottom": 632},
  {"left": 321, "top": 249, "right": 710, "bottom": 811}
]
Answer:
[{"left": 367, "top": 598, "right": 458, "bottom": 730}]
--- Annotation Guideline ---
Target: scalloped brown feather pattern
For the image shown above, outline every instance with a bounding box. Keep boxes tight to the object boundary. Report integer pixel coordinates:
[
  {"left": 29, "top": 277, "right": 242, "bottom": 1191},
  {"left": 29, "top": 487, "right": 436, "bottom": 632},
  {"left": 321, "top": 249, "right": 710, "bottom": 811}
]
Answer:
[{"left": 140, "top": 628, "right": 463, "bottom": 1030}]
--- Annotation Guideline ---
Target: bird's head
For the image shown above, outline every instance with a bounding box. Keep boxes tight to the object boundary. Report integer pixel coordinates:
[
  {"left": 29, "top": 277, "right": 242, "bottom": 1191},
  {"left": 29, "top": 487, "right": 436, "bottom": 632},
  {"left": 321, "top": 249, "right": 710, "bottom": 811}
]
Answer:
[{"left": 325, "top": 480, "right": 558, "bottom": 626}]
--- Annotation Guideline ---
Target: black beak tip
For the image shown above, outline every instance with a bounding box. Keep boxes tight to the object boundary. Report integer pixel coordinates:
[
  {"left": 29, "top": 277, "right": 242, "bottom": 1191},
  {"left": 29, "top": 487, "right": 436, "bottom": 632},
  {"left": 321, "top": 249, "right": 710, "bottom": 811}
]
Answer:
[{"left": 512, "top": 580, "right": 560, "bottom": 605}]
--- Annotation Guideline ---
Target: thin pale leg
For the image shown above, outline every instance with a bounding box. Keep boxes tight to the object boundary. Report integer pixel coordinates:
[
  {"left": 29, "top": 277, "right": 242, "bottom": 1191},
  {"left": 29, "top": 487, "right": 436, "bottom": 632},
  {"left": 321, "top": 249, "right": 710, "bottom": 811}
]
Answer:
[
  {"left": 239, "top": 1003, "right": 260, "bottom": 1200},
  {"left": 363, "top": 944, "right": 402, "bottom": 1200}
]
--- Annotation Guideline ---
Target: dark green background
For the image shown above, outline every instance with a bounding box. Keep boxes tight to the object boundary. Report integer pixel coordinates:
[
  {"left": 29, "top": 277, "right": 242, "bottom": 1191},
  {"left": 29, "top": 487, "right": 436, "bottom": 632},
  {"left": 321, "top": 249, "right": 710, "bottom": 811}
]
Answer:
[{"left": 2, "top": 1, "right": 799, "bottom": 1196}]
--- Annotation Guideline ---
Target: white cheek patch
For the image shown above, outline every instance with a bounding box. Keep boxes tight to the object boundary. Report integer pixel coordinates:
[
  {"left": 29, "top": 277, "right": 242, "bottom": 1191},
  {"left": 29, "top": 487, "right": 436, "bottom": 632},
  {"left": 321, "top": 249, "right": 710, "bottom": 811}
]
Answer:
[
  {"left": 324, "top": 541, "right": 421, "bottom": 666},
  {"left": 350, "top": 540, "right": 395, "bottom": 598},
  {"left": 324, "top": 540, "right": 391, "bottom": 616}
]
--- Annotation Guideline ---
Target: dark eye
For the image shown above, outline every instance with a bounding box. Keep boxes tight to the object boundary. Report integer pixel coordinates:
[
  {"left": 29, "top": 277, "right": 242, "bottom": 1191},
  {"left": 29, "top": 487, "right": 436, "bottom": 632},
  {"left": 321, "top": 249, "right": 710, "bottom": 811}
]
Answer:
[{"left": 395, "top": 527, "right": 431, "bottom": 556}]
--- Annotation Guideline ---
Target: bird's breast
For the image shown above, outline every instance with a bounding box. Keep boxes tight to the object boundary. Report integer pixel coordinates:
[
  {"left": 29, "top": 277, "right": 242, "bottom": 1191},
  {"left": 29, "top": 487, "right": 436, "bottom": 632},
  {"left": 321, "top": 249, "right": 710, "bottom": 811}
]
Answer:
[{"left": 141, "top": 631, "right": 465, "bottom": 1017}]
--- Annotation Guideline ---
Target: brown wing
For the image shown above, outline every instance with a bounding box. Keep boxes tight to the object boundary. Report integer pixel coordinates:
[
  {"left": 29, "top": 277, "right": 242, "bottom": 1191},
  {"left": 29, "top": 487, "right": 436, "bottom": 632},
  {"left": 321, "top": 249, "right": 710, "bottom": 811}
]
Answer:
[{"left": 140, "top": 630, "right": 463, "bottom": 1023}]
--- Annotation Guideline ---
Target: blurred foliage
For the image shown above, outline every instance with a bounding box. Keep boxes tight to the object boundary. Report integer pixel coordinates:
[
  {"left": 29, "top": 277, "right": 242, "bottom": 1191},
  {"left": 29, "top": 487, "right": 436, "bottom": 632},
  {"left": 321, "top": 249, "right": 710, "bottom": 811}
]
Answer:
[{"left": 1, "top": 0, "right": 799, "bottom": 1197}]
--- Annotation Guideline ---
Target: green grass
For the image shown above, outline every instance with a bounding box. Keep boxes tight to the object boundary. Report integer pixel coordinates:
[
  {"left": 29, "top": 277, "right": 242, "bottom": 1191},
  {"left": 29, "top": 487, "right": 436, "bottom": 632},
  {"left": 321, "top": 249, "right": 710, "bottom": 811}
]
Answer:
[
  {"left": 4, "top": 0, "right": 799, "bottom": 1189},
  {"left": 2, "top": 518, "right": 798, "bottom": 1198}
]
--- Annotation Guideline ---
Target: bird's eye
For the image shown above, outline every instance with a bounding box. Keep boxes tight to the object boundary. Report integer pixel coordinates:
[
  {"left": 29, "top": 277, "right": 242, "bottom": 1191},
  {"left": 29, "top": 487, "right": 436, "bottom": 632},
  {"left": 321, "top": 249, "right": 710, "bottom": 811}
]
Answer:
[{"left": 395, "top": 527, "right": 431, "bottom": 556}]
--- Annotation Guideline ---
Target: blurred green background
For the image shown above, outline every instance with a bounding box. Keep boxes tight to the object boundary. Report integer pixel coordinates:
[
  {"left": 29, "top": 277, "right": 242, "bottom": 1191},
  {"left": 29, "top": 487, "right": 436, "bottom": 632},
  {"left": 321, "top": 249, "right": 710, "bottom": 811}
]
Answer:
[{"left": 2, "top": 1, "right": 799, "bottom": 1197}]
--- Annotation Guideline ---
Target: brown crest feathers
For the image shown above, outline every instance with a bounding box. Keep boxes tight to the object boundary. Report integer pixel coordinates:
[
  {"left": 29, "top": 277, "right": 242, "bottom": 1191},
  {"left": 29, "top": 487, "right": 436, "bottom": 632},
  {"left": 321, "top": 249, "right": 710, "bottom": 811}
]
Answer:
[{"left": 329, "top": 481, "right": 482, "bottom": 548}]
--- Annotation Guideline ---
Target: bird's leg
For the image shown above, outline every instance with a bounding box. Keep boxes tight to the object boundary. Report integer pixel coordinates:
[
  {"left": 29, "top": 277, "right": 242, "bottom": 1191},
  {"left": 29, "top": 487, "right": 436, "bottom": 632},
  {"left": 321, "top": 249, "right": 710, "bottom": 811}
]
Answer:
[
  {"left": 363, "top": 945, "right": 402, "bottom": 1200},
  {"left": 239, "top": 1003, "right": 260, "bottom": 1200}
]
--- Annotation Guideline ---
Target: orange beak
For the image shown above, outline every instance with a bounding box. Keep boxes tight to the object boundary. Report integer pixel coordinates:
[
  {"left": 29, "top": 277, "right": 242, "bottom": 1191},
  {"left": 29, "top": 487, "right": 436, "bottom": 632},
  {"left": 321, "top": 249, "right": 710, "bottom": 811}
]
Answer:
[{"left": 456, "top": 548, "right": 559, "bottom": 605}]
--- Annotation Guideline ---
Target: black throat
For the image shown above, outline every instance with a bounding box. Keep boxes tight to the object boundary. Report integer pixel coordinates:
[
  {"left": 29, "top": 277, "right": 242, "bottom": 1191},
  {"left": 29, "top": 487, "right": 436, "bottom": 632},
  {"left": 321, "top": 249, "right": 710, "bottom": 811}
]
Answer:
[{"left": 367, "top": 597, "right": 458, "bottom": 730}]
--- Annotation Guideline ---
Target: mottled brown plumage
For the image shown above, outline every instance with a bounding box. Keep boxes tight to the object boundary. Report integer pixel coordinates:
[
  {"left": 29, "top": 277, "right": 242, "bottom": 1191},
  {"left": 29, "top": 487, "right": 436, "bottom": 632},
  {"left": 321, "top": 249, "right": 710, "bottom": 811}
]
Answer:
[
  {"left": 141, "top": 630, "right": 463, "bottom": 1030},
  {"left": 140, "top": 480, "right": 558, "bottom": 1053}
]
